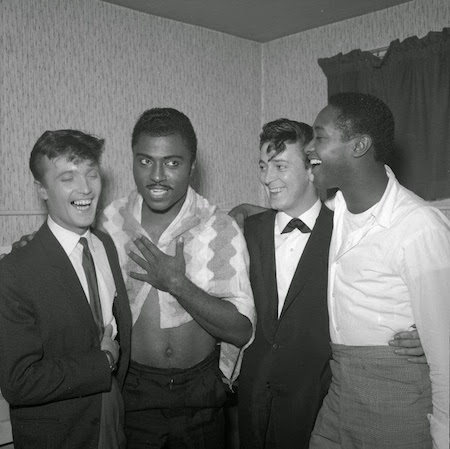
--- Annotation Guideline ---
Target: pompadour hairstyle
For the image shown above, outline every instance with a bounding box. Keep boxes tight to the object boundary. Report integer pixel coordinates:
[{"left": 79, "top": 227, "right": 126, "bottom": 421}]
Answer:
[{"left": 29, "top": 129, "right": 104, "bottom": 183}]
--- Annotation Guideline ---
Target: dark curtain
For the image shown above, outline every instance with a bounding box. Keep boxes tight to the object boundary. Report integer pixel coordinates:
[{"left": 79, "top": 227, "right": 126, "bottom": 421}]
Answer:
[{"left": 318, "top": 28, "right": 450, "bottom": 200}]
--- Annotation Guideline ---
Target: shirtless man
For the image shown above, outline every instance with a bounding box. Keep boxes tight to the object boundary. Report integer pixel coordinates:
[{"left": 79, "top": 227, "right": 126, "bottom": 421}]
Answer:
[{"left": 99, "top": 108, "right": 255, "bottom": 448}]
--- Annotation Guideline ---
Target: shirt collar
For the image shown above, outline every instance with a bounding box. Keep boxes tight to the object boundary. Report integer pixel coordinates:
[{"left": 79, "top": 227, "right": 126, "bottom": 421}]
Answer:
[
  {"left": 47, "top": 216, "right": 95, "bottom": 257},
  {"left": 335, "top": 165, "right": 398, "bottom": 229},
  {"left": 276, "top": 198, "right": 322, "bottom": 234}
]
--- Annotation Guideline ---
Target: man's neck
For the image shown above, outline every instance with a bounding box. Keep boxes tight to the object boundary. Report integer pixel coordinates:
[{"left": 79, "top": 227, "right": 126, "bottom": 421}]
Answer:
[
  {"left": 341, "top": 165, "right": 388, "bottom": 214},
  {"left": 140, "top": 198, "right": 187, "bottom": 243},
  {"left": 286, "top": 191, "right": 319, "bottom": 218}
]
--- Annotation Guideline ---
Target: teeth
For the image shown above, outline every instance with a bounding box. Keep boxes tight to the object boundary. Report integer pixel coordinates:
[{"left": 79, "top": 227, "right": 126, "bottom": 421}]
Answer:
[
  {"left": 73, "top": 199, "right": 92, "bottom": 206},
  {"left": 148, "top": 188, "right": 168, "bottom": 198},
  {"left": 269, "top": 187, "right": 284, "bottom": 193},
  {"left": 310, "top": 159, "right": 322, "bottom": 166}
]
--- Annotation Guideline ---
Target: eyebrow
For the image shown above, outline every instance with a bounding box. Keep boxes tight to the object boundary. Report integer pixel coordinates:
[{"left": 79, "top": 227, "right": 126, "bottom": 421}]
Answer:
[
  {"left": 267, "top": 155, "right": 288, "bottom": 163},
  {"left": 135, "top": 153, "right": 185, "bottom": 160},
  {"left": 55, "top": 170, "right": 76, "bottom": 179}
]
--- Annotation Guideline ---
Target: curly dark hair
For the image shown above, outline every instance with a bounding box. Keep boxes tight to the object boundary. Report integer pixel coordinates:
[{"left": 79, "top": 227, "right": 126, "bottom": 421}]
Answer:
[
  {"left": 328, "top": 92, "right": 395, "bottom": 164},
  {"left": 30, "top": 129, "right": 104, "bottom": 183},
  {"left": 131, "top": 108, "right": 197, "bottom": 163},
  {"left": 259, "top": 118, "right": 313, "bottom": 166}
]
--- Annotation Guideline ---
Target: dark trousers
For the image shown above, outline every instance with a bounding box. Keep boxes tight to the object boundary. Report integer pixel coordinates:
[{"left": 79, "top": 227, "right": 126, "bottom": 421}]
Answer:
[{"left": 123, "top": 349, "right": 227, "bottom": 449}]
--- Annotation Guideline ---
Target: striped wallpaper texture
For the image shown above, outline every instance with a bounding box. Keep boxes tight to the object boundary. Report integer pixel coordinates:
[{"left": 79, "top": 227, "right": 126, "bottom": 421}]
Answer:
[
  {"left": 1, "top": 0, "right": 449, "bottom": 245},
  {"left": 0, "top": 0, "right": 262, "bottom": 245}
]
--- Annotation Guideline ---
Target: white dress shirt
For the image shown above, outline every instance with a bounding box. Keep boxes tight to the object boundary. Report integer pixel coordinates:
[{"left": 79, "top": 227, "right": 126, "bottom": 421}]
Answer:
[
  {"left": 328, "top": 167, "right": 449, "bottom": 448},
  {"left": 47, "top": 217, "right": 118, "bottom": 338},
  {"left": 275, "top": 199, "right": 321, "bottom": 317}
]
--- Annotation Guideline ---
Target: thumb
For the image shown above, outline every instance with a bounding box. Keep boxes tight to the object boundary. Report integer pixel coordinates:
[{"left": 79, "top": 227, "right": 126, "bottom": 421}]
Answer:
[
  {"left": 103, "top": 324, "right": 113, "bottom": 339},
  {"left": 175, "top": 237, "right": 184, "bottom": 258}
]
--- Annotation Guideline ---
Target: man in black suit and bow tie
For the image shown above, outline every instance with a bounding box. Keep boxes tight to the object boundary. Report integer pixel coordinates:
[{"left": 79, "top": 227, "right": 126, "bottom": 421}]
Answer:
[
  {"left": 238, "top": 119, "right": 333, "bottom": 449},
  {"left": 0, "top": 130, "right": 132, "bottom": 448}
]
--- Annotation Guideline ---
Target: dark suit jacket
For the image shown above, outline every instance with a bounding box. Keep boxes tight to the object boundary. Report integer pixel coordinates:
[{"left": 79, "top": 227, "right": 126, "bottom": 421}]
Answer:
[
  {"left": 0, "top": 222, "right": 132, "bottom": 449},
  {"left": 239, "top": 205, "right": 333, "bottom": 449}
]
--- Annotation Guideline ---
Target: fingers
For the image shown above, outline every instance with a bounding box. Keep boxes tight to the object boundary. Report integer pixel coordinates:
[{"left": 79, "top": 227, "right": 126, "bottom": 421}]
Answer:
[
  {"left": 395, "top": 346, "right": 423, "bottom": 357},
  {"left": 134, "top": 235, "right": 160, "bottom": 254},
  {"left": 392, "top": 329, "right": 419, "bottom": 340},
  {"left": 175, "top": 237, "right": 184, "bottom": 258},
  {"left": 128, "top": 250, "right": 149, "bottom": 269},
  {"left": 103, "top": 324, "right": 113, "bottom": 338},
  {"left": 129, "top": 271, "right": 149, "bottom": 282},
  {"left": 234, "top": 213, "right": 245, "bottom": 229},
  {"left": 392, "top": 346, "right": 424, "bottom": 356},
  {"left": 407, "top": 355, "right": 428, "bottom": 364},
  {"left": 388, "top": 338, "right": 421, "bottom": 348}
]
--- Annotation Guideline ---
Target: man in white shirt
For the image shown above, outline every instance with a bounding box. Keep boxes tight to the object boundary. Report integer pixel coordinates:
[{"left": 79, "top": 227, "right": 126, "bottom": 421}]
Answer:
[
  {"left": 307, "top": 92, "right": 449, "bottom": 449},
  {"left": 0, "top": 130, "right": 132, "bottom": 448}
]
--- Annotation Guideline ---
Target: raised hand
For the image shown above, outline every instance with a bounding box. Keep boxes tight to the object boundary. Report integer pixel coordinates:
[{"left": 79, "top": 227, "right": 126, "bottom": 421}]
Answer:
[{"left": 128, "top": 235, "right": 186, "bottom": 293}]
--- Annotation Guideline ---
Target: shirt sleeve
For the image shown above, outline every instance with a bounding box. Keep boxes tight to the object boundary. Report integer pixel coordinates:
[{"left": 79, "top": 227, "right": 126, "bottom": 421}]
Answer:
[
  {"left": 202, "top": 215, "right": 256, "bottom": 384},
  {"left": 401, "top": 227, "right": 450, "bottom": 449}
]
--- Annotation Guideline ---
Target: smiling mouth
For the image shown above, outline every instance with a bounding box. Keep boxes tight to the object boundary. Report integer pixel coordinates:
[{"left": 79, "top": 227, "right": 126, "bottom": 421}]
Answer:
[
  {"left": 146, "top": 185, "right": 171, "bottom": 198},
  {"left": 72, "top": 199, "right": 93, "bottom": 211},
  {"left": 309, "top": 159, "right": 322, "bottom": 167},
  {"left": 268, "top": 187, "right": 285, "bottom": 195}
]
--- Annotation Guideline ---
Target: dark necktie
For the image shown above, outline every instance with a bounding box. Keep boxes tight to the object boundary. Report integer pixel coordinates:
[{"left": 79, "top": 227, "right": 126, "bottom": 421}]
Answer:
[
  {"left": 281, "top": 218, "right": 312, "bottom": 234},
  {"left": 79, "top": 237, "right": 104, "bottom": 340}
]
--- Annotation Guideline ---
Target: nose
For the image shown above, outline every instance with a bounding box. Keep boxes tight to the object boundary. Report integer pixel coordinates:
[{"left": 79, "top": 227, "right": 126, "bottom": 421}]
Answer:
[
  {"left": 262, "top": 165, "right": 276, "bottom": 185},
  {"left": 149, "top": 162, "right": 166, "bottom": 183},
  {"left": 77, "top": 175, "right": 93, "bottom": 194},
  {"left": 304, "top": 140, "right": 315, "bottom": 158}
]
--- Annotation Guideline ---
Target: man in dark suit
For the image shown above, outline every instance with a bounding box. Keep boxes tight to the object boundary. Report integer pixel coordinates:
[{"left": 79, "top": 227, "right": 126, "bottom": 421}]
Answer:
[
  {"left": 0, "top": 130, "right": 132, "bottom": 449},
  {"left": 238, "top": 119, "right": 332, "bottom": 449}
]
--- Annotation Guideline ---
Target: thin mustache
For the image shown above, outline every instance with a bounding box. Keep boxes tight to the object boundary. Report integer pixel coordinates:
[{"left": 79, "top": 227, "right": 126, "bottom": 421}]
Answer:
[{"left": 146, "top": 184, "right": 172, "bottom": 189}]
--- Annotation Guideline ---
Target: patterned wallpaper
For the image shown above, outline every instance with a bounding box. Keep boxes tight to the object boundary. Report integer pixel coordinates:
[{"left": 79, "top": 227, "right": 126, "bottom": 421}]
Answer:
[
  {"left": 0, "top": 0, "right": 262, "bottom": 245},
  {"left": 1, "top": 0, "right": 448, "bottom": 246}
]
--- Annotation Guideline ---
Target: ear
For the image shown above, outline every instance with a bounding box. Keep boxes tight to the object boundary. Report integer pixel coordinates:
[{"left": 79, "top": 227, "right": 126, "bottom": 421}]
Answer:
[
  {"left": 35, "top": 180, "right": 48, "bottom": 201},
  {"left": 352, "top": 135, "right": 372, "bottom": 158},
  {"left": 189, "top": 160, "right": 196, "bottom": 176}
]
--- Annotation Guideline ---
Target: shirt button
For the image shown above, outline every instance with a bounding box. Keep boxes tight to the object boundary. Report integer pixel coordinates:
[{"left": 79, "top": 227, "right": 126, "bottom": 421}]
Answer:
[
  {"left": 272, "top": 343, "right": 279, "bottom": 350},
  {"left": 290, "top": 248, "right": 294, "bottom": 252},
  {"left": 265, "top": 382, "right": 271, "bottom": 389}
]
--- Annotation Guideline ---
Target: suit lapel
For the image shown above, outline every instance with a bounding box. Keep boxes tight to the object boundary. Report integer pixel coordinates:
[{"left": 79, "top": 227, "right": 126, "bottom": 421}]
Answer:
[
  {"left": 279, "top": 206, "right": 332, "bottom": 319},
  {"left": 37, "top": 223, "right": 101, "bottom": 339},
  {"left": 255, "top": 211, "right": 279, "bottom": 338}
]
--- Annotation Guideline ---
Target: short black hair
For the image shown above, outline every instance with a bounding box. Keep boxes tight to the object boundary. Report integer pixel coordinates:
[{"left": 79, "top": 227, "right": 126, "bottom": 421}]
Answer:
[
  {"left": 131, "top": 108, "right": 197, "bottom": 163},
  {"left": 328, "top": 92, "right": 395, "bottom": 164},
  {"left": 30, "top": 129, "right": 104, "bottom": 183},
  {"left": 259, "top": 118, "right": 313, "bottom": 165}
]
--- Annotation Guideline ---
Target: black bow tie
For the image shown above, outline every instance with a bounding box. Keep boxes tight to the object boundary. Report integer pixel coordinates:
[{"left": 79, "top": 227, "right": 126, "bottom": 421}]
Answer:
[{"left": 281, "top": 218, "right": 312, "bottom": 234}]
